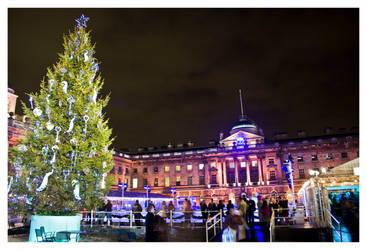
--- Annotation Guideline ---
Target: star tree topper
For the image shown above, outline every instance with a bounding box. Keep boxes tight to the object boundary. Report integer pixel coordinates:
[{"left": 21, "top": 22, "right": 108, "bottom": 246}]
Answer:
[{"left": 75, "top": 14, "right": 89, "bottom": 29}]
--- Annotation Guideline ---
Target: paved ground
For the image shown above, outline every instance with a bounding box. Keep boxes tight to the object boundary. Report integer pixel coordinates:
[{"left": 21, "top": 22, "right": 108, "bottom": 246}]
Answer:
[{"left": 8, "top": 223, "right": 216, "bottom": 242}]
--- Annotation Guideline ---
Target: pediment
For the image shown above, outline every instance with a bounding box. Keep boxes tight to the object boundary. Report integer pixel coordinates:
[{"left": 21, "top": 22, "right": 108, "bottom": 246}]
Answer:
[{"left": 220, "top": 131, "right": 264, "bottom": 147}]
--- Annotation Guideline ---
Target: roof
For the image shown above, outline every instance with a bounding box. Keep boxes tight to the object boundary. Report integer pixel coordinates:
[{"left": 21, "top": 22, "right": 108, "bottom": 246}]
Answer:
[
  {"left": 230, "top": 116, "right": 264, "bottom": 136},
  {"left": 107, "top": 190, "right": 171, "bottom": 198}
]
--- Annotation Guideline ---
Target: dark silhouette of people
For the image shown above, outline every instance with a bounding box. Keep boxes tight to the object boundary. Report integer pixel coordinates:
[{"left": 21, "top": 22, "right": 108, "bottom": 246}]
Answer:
[
  {"left": 226, "top": 200, "right": 234, "bottom": 216},
  {"left": 200, "top": 200, "right": 208, "bottom": 224},
  {"left": 208, "top": 199, "right": 217, "bottom": 218},
  {"left": 341, "top": 200, "right": 359, "bottom": 242},
  {"left": 132, "top": 200, "right": 143, "bottom": 226},
  {"left": 217, "top": 200, "right": 225, "bottom": 218},
  {"left": 145, "top": 205, "right": 156, "bottom": 241}
]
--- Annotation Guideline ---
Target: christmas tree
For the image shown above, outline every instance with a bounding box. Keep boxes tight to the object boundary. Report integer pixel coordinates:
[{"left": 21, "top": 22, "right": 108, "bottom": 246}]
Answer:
[{"left": 8, "top": 14, "right": 115, "bottom": 215}]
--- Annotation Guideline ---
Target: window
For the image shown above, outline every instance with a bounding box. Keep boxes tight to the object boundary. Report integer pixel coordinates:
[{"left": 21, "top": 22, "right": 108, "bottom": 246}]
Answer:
[
  {"left": 210, "top": 162, "right": 216, "bottom": 168},
  {"left": 229, "top": 162, "right": 235, "bottom": 168},
  {"left": 270, "top": 171, "right": 276, "bottom": 181},
  {"left": 133, "top": 178, "right": 138, "bottom": 188},
  {"left": 118, "top": 178, "right": 121, "bottom": 184},
  {"left": 110, "top": 168, "right": 115, "bottom": 174},
  {"left": 211, "top": 175, "right": 217, "bottom": 184},
  {"left": 251, "top": 160, "right": 258, "bottom": 167},
  {"left": 299, "top": 169, "right": 305, "bottom": 179},
  {"left": 199, "top": 164, "right": 204, "bottom": 170},
  {"left": 176, "top": 165, "right": 181, "bottom": 172},
  {"left": 118, "top": 167, "right": 122, "bottom": 175},
  {"left": 143, "top": 178, "right": 148, "bottom": 186},
  {"left": 199, "top": 176, "right": 205, "bottom": 185},
  {"left": 165, "top": 177, "right": 170, "bottom": 187},
  {"left": 125, "top": 168, "right": 129, "bottom": 174},
  {"left": 176, "top": 176, "right": 181, "bottom": 186},
  {"left": 143, "top": 168, "right": 147, "bottom": 173},
  {"left": 326, "top": 153, "right": 333, "bottom": 160},
  {"left": 311, "top": 155, "right": 318, "bottom": 161},
  {"left": 165, "top": 166, "right": 170, "bottom": 172},
  {"left": 154, "top": 178, "right": 158, "bottom": 187},
  {"left": 154, "top": 167, "right": 159, "bottom": 173},
  {"left": 133, "top": 168, "right": 137, "bottom": 174},
  {"left": 188, "top": 176, "right": 193, "bottom": 186},
  {"left": 187, "top": 165, "right": 193, "bottom": 171},
  {"left": 297, "top": 156, "right": 304, "bottom": 162},
  {"left": 240, "top": 162, "right": 246, "bottom": 168},
  {"left": 268, "top": 158, "right": 275, "bottom": 165},
  {"left": 341, "top": 152, "right": 348, "bottom": 158}
]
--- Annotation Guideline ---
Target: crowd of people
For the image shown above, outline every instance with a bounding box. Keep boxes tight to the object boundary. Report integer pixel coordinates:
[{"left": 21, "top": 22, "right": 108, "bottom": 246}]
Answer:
[{"left": 220, "top": 195, "right": 290, "bottom": 242}]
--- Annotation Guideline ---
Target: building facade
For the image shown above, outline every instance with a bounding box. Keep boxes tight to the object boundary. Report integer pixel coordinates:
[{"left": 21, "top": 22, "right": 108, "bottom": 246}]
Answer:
[
  {"left": 8, "top": 89, "right": 359, "bottom": 204},
  {"left": 110, "top": 117, "right": 358, "bottom": 204}
]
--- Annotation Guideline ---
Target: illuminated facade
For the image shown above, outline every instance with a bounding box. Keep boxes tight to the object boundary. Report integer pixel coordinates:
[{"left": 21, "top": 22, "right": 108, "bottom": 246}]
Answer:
[
  {"left": 8, "top": 89, "right": 359, "bottom": 203},
  {"left": 110, "top": 115, "right": 358, "bottom": 204}
]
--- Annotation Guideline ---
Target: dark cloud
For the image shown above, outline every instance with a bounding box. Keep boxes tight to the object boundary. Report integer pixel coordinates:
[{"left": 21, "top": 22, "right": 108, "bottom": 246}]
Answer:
[{"left": 8, "top": 8, "right": 358, "bottom": 150}]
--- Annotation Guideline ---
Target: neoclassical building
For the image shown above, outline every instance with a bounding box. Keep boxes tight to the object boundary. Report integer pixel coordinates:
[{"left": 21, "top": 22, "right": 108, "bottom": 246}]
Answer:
[
  {"left": 8, "top": 88, "right": 359, "bottom": 204},
  {"left": 110, "top": 116, "right": 358, "bottom": 204}
]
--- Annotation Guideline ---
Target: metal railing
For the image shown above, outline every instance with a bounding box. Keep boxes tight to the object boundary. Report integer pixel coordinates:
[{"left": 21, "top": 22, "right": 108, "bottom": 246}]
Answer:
[
  {"left": 327, "top": 210, "right": 342, "bottom": 242},
  {"left": 205, "top": 210, "right": 223, "bottom": 242},
  {"left": 81, "top": 209, "right": 217, "bottom": 229},
  {"left": 269, "top": 209, "right": 275, "bottom": 242}
]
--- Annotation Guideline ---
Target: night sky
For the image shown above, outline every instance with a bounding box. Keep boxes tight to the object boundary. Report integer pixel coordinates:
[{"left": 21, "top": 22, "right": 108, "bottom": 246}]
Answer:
[{"left": 8, "top": 8, "right": 359, "bottom": 151}]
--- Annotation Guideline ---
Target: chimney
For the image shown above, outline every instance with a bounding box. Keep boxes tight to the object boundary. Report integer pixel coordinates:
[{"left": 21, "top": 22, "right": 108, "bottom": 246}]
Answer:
[
  {"left": 324, "top": 127, "right": 333, "bottom": 134},
  {"left": 297, "top": 130, "right": 307, "bottom": 137}
]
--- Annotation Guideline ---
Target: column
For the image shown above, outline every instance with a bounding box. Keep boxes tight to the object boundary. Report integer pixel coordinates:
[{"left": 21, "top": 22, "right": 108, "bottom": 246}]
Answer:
[
  {"left": 205, "top": 162, "right": 210, "bottom": 186},
  {"left": 261, "top": 156, "right": 268, "bottom": 185},
  {"left": 234, "top": 157, "right": 239, "bottom": 186},
  {"left": 222, "top": 160, "right": 227, "bottom": 186},
  {"left": 216, "top": 158, "right": 223, "bottom": 186},
  {"left": 257, "top": 157, "right": 263, "bottom": 185},
  {"left": 276, "top": 153, "right": 283, "bottom": 185},
  {"left": 246, "top": 157, "right": 251, "bottom": 185}
]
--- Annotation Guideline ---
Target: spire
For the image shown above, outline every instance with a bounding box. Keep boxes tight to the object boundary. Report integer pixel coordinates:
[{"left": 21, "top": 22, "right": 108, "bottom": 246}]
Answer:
[{"left": 239, "top": 89, "right": 246, "bottom": 121}]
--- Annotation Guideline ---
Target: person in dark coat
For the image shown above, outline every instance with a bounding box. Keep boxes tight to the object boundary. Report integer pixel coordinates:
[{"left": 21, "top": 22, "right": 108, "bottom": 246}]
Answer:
[
  {"left": 341, "top": 200, "right": 359, "bottom": 242},
  {"left": 105, "top": 200, "right": 113, "bottom": 226},
  {"left": 208, "top": 199, "right": 217, "bottom": 218},
  {"left": 247, "top": 199, "right": 256, "bottom": 225},
  {"left": 200, "top": 200, "right": 208, "bottom": 225},
  {"left": 155, "top": 211, "right": 169, "bottom": 241},
  {"left": 145, "top": 205, "right": 156, "bottom": 242},
  {"left": 132, "top": 200, "right": 143, "bottom": 226},
  {"left": 226, "top": 200, "right": 234, "bottom": 216},
  {"left": 217, "top": 200, "right": 226, "bottom": 218}
]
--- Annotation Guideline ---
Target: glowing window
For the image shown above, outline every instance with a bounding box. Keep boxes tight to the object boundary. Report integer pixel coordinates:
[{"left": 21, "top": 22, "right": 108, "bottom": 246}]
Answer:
[
  {"left": 187, "top": 165, "right": 192, "bottom": 171},
  {"left": 165, "top": 177, "right": 170, "bottom": 187},
  {"left": 132, "top": 178, "right": 138, "bottom": 188},
  {"left": 240, "top": 162, "right": 246, "bottom": 168},
  {"left": 251, "top": 160, "right": 258, "bottom": 167},
  {"left": 176, "top": 176, "right": 181, "bottom": 186},
  {"left": 210, "top": 162, "right": 216, "bottom": 168},
  {"left": 199, "top": 164, "right": 204, "bottom": 170},
  {"left": 176, "top": 165, "right": 181, "bottom": 172},
  {"left": 165, "top": 166, "right": 170, "bottom": 172},
  {"left": 229, "top": 162, "right": 235, "bottom": 168}
]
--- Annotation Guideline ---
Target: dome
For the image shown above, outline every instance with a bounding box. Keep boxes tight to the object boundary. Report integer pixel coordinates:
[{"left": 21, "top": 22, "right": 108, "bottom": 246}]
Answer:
[{"left": 229, "top": 116, "right": 264, "bottom": 136}]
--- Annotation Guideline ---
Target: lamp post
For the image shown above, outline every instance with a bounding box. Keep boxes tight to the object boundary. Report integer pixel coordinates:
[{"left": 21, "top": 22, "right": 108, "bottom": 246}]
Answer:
[
  {"left": 144, "top": 185, "right": 151, "bottom": 201},
  {"left": 118, "top": 181, "right": 128, "bottom": 209},
  {"left": 169, "top": 187, "right": 176, "bottom": 206}
]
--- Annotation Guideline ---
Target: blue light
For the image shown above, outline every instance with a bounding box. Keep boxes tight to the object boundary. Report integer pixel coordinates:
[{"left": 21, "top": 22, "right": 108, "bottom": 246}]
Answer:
[
  {"left": 75, "top": 14, "right": 89, "bottom": 29},
  {"left": 236, "top": 136, "right": 245, "bottom": 145},
  {"left": 326, "top": 185, "right": 359, "bottom": 191}
]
